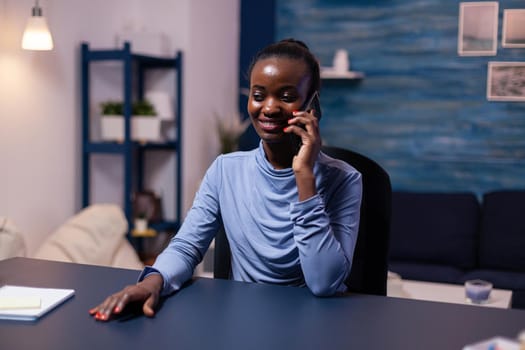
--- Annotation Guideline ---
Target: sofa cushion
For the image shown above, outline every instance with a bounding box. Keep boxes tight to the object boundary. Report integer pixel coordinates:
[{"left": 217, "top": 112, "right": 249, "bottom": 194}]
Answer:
[
  {"left": 111, "top": 238, "right": 144, "bottom": 270},
  {"left": 0, "top": 217, "right": 26, "bottom": 260},
  {"left": 479, "top": 190, "right": 525, "bottom": 271},
  {"left": 389, "top": 192, "right": 480, "bottom": 269},
  {"left": 34, "top": 204, "right": 130, "bottom": 266}
]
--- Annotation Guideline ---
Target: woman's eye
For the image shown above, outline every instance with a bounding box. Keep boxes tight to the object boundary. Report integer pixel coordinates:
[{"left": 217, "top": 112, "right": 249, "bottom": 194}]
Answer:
[
  {"left": 252, "top": 92, "right": 264, "bottom": 102},
  {"left": 281, "top": 94, "right": 298, "bottom": 103}
]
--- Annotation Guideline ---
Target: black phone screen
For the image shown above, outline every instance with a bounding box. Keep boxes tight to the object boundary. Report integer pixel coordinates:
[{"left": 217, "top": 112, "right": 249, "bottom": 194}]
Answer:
[{"left": 303, "top": 91, "right": 322, "bottom": 120}]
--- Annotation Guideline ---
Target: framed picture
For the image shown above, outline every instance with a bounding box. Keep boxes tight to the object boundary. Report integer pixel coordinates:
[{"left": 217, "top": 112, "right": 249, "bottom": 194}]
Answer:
[
  {"left": 502, "top": 9, "right": 525, "bottom": 48},
  {"left": 458, "top": 2, "right": 499, "bottom": 56},
  {"left": 487, "top": 62, "right": 525, "bottom": 101}
]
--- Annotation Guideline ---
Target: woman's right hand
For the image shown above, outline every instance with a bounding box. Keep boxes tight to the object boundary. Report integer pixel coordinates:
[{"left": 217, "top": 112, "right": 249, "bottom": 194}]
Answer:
[{"left": 88, "top": 273, "right": 163, "bottom": 321}]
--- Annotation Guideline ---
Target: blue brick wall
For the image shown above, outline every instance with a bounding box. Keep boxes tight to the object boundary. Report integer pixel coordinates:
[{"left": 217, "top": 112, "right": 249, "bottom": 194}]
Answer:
[{"left": 277, "top": 0, "right": 525, "bottom": 194}]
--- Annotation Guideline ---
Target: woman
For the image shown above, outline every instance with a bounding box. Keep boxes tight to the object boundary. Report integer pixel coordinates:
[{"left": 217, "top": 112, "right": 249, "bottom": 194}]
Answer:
[{"left": 90, "top": 39, "right": 362, "bottom": 321}]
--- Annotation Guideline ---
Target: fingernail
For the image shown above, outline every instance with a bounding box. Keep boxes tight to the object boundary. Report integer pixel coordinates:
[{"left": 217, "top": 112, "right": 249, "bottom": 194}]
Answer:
[
  {"left": 114, "top": 306, "right": 120, "bottom": 313},
  {"left": 292, "top": 110, "right": 298, "bottom": 116},
  {"left": 283, "top": 127, "right": 289, "bottom": 132}
]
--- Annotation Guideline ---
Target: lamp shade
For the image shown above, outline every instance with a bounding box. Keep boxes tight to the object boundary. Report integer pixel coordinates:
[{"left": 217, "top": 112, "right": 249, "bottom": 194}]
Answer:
[{"left": 21, "top": 15, "right": 53, "bottom": 50}]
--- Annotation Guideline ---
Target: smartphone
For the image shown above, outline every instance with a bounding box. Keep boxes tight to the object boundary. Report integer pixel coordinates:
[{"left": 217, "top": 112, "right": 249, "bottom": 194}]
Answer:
[
  {"left": 302, "top": 90, "right": 322, "bottom": 121},
  {"left": 292, "top": 91, "right": 322, "bottom": 153}
]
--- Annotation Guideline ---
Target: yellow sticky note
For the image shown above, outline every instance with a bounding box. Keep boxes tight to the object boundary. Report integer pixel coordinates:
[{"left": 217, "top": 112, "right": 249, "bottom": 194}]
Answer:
[{"left": 0, "top": 296, "right": 41, "bottom": 310}]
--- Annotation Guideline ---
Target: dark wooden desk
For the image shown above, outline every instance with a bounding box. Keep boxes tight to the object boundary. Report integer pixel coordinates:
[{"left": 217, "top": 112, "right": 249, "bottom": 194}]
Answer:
[{"left": 1, "top": 257, "right": 524, "bottom": 350}]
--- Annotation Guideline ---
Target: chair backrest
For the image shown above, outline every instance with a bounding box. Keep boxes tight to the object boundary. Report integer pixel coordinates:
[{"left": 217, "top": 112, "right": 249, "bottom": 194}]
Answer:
[
  {"left": 321, "top": 146, "right": 391, "bottom": 295},
  {"left": 213, "top": 224, "right": 231, "bottom": 280},
  {"left": 214, "top": 146, "right": 392, "bottom": 296}
]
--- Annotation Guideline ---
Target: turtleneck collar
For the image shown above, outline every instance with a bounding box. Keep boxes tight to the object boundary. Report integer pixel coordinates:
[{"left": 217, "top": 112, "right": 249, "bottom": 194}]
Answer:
[{"left": 255, "top": 141, "right": 295, "bottom": 178}]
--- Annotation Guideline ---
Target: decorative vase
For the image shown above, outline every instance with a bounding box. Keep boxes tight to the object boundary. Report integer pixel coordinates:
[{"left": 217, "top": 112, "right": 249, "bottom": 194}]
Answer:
[{"left": 333, "top": 49, "right": 350, "bottom": 73}]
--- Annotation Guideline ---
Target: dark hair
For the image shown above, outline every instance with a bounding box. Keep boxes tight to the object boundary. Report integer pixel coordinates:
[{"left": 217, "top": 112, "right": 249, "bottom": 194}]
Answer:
[{"left": 247, "top": 38, "right": 321, "bottom": 99}]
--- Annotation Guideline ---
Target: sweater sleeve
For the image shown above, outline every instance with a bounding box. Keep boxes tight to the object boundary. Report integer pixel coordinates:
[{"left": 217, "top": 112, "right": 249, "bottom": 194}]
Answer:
[
  {"left": 290, "top": 171, "right": 362, "bottom": 296},
  {"left": 149, "top": 157, "right": 223, "bottom": 295}
]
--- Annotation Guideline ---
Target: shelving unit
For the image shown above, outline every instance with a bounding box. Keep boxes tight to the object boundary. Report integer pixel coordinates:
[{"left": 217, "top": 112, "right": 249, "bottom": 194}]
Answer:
[{"left": 80, "top": 42, "right": 183, "bottom": 240}]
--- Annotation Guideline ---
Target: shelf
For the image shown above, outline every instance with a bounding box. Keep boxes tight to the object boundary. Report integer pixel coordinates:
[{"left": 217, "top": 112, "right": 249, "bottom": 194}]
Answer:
[
  {"left": 84, "top": 48, "right": 178, "bottom": 68},
  {"left": 131, "top": 220, "right": 180, "bottom": 237},
  {"left": 131, "top": 228, "right": 157, "bottom": 238},
  {"left": 320, "top": 69, "right": 365, "bottom": 80},
  {"left": 149, "top": 220, "right": 180, "bottom": 232},
  {"left": 83, "top": 141, "right": 179, "bottom": 154},
  {"left": 132, "top": 54, "right": 178, "bottom": 68},
  {"left": 81, "top": 41, "right": 183, "bottom": 251}
]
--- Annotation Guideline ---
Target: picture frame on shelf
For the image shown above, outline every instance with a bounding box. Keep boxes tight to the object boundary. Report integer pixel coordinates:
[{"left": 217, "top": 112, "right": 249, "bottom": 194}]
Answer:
[
  {"left": 502, "top": 9, "right": 525, "bottom": 48},
  {"left": 487, "top": 62, "right": 525, "bottom": 102},
  {"left": 458, "top": 2, "right": 498, "bottom": 56}
]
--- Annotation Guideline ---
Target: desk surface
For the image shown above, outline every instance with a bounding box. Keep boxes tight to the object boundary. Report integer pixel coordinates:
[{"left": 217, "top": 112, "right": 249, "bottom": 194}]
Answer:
[{"left": 1, "top": 257, "right": 524, "bottom": 350}]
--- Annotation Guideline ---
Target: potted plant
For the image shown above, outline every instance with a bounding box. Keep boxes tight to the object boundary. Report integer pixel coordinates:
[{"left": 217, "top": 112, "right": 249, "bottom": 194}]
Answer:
[
  {"left": 99, "top": 99, "right": 161, "bottom": 142},
  {"left": 215, "top": 112, "right": 251, "bottom": 154},
  {"left": 100, "top": 100, "right": 124, "bottom": 115},
  {"left": 131, "top": 100, "right": 161, "bottom": 142},
  {"left": 100, "top": 101, "right": 124, "bottom": 141}
]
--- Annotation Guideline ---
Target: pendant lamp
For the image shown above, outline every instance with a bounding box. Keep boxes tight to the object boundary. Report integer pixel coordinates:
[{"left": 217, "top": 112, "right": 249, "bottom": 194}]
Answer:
[{"left": 21, "top": 0, "right": 54, "bottom": 51}]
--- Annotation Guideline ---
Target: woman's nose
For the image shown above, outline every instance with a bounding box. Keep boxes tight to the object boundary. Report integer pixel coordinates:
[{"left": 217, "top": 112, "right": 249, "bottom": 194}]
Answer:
[{"left": 263, "top": 99, "right": 279, "bottom": 116}]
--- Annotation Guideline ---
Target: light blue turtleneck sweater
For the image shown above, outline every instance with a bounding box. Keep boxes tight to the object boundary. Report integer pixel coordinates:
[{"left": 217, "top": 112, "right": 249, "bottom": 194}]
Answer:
[{"left": 141, "top": 142, "right": 362, "bottom": 296}]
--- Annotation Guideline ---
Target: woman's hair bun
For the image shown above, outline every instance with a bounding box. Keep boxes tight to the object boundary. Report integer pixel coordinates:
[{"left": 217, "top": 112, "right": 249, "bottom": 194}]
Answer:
[{"left": 279, "top": 38, "right": 310, "bottom": 51}]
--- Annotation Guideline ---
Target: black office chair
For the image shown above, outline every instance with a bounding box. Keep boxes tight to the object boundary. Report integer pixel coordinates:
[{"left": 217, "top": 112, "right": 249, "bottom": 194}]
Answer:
[
  {"left": 214, "top": 145, "right": 392, "bottom": 296},
  {"left": 321, "top": 146, "right": 391, "bottom": 295}
]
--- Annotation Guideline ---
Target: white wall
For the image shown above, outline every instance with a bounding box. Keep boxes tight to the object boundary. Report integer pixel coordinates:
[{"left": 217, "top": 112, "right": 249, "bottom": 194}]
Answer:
[
  {"left": 185, "top": 1, "right": 241, "bottom": 197},
  {"left": 0, "top": 0, "right": 240, "bottom": 255}
]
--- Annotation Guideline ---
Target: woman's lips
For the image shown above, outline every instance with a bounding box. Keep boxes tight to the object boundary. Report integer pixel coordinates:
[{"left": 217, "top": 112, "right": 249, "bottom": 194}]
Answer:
[{"left": 258, "top": 119, "right": 287, "bottom": 132}]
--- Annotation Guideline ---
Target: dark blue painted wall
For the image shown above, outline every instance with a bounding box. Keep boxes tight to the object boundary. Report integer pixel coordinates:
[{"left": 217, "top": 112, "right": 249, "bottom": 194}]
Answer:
[
  {"left": 276, "top": 0, "right": 525, "bottom": 195},
  {"left": 238, "top": 0, "right": 276, "bottom": 151}
]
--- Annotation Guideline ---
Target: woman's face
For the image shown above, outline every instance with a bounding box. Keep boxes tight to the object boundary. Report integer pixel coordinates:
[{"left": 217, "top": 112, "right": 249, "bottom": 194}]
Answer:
[{"left": 247, "top": 57, "right": 311, "bottom": 144}]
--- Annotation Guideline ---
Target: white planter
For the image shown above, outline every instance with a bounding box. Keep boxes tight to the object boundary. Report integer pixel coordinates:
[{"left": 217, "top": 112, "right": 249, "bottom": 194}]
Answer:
[
  {"left": 100, "top": 115, "right": 161, "bottom": 142},
  {"left": 132, "top": 116, "right": 161, "bottom": 142},
  {"left": 100, "top": 115, "right": 123, "bottom": 141}
]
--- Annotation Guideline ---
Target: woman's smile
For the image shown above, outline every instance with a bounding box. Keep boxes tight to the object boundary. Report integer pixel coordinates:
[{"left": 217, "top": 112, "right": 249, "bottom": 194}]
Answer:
[{"left": 257, "top": 118, "right": 288, "bottom": 132}]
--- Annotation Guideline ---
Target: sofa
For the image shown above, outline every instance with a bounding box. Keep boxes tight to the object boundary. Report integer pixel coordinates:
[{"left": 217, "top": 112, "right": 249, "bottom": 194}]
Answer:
[
  {"left": 0, "top": 204, "right": 144, "bottom": 270},
  {"left": 388, "top": 190, "right": 525, "bottom": 309}
]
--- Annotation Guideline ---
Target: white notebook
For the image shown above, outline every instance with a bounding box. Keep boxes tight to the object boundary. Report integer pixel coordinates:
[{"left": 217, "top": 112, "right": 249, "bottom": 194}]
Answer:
[{"left": 0, "top": 285, "right": 75, "bottom": 321}]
